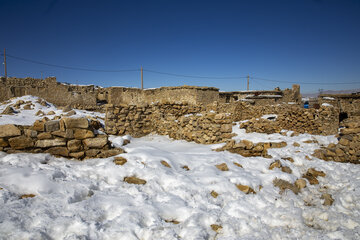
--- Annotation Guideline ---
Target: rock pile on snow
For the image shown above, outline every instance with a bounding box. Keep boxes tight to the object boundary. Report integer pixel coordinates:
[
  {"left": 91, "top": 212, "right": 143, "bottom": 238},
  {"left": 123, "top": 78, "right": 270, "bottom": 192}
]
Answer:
[{"left": 0, "top": 117, "right": 124, "bottom": 160}]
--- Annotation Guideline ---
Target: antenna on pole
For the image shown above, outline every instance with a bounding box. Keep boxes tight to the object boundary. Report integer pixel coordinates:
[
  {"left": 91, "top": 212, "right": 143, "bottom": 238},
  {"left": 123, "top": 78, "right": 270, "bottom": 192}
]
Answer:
[
  {"left": 247, "top": 74, "right": 249, "bottom": 90},
  {"left": 3, "top": 48, "right": 7, "bottom": 79},
  {"left": 141, "top": 66, "right": 143, "bottom": 90}
]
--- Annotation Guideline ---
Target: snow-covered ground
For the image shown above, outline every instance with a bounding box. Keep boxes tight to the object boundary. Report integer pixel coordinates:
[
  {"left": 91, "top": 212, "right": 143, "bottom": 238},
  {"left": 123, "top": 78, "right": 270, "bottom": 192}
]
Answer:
[{"left": 0, "top": 96, "right": 360, "bottom": 239}]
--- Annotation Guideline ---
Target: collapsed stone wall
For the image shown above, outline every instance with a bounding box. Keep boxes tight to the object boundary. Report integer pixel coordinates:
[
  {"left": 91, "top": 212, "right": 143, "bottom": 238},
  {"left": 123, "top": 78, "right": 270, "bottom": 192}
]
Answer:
[
  {"left": 319, "top": 93, "right": 360, "bottom": 118},
  {"left": 0, "top": 117, "right": 124, "bottom": 160}
]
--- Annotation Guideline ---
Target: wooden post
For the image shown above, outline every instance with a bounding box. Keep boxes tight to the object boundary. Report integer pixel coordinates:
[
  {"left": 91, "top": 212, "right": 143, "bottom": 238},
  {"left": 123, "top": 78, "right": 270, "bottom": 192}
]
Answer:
[
  {"left": 4, "top": 48, "right": 7, "bottom": 79},
  {"left": 141, "top": 66, "right": 143, "bottom": 89},
  {"left": 247, "top": 74, "right": 249, "bottom": 90}
]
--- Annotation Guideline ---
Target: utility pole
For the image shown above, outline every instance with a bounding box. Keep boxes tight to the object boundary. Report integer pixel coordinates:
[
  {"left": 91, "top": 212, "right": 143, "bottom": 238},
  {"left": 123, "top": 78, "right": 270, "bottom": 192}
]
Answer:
[
  {"left": 247, "top": 74, "right": 249, "bottom": 91},
  {"left": 141, "top": 66, "right": 143, "bottom": 90},
  {"left": 3, "top": 48, "right": 7, "bottom": 79}
]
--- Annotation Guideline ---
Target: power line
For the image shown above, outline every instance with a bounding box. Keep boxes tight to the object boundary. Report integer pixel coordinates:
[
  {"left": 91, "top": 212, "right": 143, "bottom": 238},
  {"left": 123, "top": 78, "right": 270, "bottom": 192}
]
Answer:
[
  {"left": 143, "top": 69, "right": 247, "bottom": 80},
  {"left": 1, "top": 53, "right": 140, "bottom": 73},
  {"left": 251, "top": 77, "right": 360, "bottom": 85}
]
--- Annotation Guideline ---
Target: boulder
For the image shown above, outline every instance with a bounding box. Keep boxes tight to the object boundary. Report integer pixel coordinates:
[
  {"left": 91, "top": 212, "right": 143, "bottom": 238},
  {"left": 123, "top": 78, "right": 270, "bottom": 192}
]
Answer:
[
  {"left": 160, "top": 160, "right": 171, "bottom": 168},
  {"left": 8, "top": 136, "right": 34, "bottom": 149},
  {"left": 124, "top": 176, "right": 146, "bottom": 185},
  {"left": 236, "top": 184, "right": 256, "bottom": 194},
  {"left": 113, "top": 157, "right": 127, "bottom": 165},
  {"left": 215, "top": 163, "right": 229, "bottom": 171},
  {"left": 45, "top": 120, "right": 60, "bottom": 132},
  {"left": 0, "top": 138, "right": 9, "bottom": 147},
  {"left": 45, "top": 147, "right": 69, "bottom": 157},
  {"left": 0, "top": 124, "right": 21, "bottom": 138},
  {"left": 97, "top": 148, "right": 124, "bottom": 158},
  {"left": 37, "top": 132, "right": 53, "bottom": 140},
  {"left": 74, "top": 129, "right": 94, "bottom": 140},
  {"left": 35, "top": 139, "right": 66, "bottom": 148},
  {"left": 67, "top": 139, "right": 83, "bottom": 152},
  {"left": 62, "top": 118, "right": 89, "bottom": 129},
  {"left": 83, "top": 136, "right": 108, "bottom": 149}
]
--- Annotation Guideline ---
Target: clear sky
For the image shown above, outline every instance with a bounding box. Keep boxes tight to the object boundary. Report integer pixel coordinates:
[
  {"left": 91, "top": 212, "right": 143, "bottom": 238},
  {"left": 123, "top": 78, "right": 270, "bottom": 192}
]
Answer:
[{"left": 1, "top": 0, "right": 359, "bottom": 93}]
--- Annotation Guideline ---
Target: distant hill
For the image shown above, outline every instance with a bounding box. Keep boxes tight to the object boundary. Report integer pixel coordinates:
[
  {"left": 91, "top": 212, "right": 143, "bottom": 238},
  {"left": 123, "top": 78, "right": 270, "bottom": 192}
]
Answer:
[{"left": 302, "top": 89, "right": 360, "bottom": 98}]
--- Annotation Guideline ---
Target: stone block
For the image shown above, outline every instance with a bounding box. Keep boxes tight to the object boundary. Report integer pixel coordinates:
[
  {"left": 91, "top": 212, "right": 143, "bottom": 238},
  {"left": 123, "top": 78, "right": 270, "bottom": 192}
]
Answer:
[
  {"left": 62, "top": 117, "right": 89, "bottom": 129},
  {"left": 74, "top": 129, "right": 95, "bottom": 140},
  {"left": 0, "top": 124, "right": 21, "bottom": 138},
  {"left": 8, "top": 136, "right": 34, "bottom": 149},
  {"left": 67, "top": 139, "right": 83, "bottom": 152},
  {"left": 45, "top": 147, "right": 69, "bottom": 157},
  {"left": 83, "top": 135, "right": 108, "bottom": 149},
  {"left": 35, "top": 138, "right": 66, "bottom": 148},
  {"left": 45, "top": 120, "right": 60, "bottom": 132}
]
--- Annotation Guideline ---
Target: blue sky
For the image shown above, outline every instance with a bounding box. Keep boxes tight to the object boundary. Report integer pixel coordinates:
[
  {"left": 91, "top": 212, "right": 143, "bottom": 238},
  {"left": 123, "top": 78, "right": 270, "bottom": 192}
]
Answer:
[{"left": 1, "top": 0, "right": 359, "bottom": 93}]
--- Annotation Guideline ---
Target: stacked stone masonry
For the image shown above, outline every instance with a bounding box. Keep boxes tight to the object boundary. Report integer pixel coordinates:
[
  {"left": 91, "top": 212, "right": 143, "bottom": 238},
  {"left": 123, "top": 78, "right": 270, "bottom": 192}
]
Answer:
[{"left": 0, "top": 117, "right": 124, "bottom": 160}]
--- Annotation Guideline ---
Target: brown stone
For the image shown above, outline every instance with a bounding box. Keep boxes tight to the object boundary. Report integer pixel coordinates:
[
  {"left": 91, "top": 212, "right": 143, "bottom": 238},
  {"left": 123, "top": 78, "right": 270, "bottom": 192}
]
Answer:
[
  {"left": 86, "top": 149, "right": 101, "bottom": 157},
  {"left": 8, "top": 136, "right": 34, "bottom": 149},
  {"left": 220, "top": 124, "right": 232, "bottom": 133},
  {"left": 69, "top": 151, "right": 85, "bottom": 159},
  {"left": 47, "top": 110, "right": 55, "bottom": 115},
  {"left": 35, "top": 138, "right": 66, "bottom": 148},
  {"left": 0, "top": 124, "right": 21, "bottom": 138},
  {"left": 233, "top": 162, "right": 243, "bottom": 168},
  {"left": 295, "top": 179, "right": 307, "bottom": 189},
  {"left": 236, "top": 184, "right": 256, "bottom": 194},
  {"left": 2, "top": 106, "right": 16, "bottom": 114},
  {"left": 31, "top": 120, "right": 45, "bottom": 132},
  {"left": 161, "top": 160, "right": 171, "bottom": 168},
  {"left": 282, "top": 157, "right": 294, "bottom": 162},
  {"left": 210, "top": 224, "right": 222, "bottom": 233},
  {"left": 24, "top": 129, "right": 37, "bottom": 138},
  {"left": 241, "top": 140, "right": 254, "bottom": 150},
  {"left": 74, "top": 129, "right": 95, "bottom": 140},
  {"left": 0, "top": 138, "right": 9, "bottom": 147},
  {"left": 335, "top": 148, "right": 345, "bottom": 157},
  {"left": 210, "top": 190, "right": 219, "bottom": 198},
  {"left": 37, "top": 132, "right": 53, "bottom": 140},
  {"left": 20, "top": 194, "right": 36, "bottom": 199},
  {"left": 97, "top": 148, "right": 125, "bottom": 158},
  {"left": 52, "top": 129, "right": 74, "bottom": 139},
  {"left": 113, "top": 157, "right": 127, "bottom": 165},
  {"left": 45, "top": 147, "right": 69, "bottom": 157},
  {"left": 339, "top": 138, "right": 350, "bottom": 146},
  {"left": 321, "top": 193, "right": 334, "bottom": 206},
  {"left": 269, "top": 160, "right": 281, "bottom": 170},
  {"left": 293, "top": 142, "right": 300, "bottom": 147},
  {"left": 273, "top": 178, "right": 299, "bottom": 194},
  {"left": 215, "top": 163, "right": 229, "bottom": 171},
  {"left": 83, "top": 136, "right": 108, "bottom": 149},
  {"left": 62, "top": 117, "right": 89, "bottom": 129},
  {"left": 308, "top": 168, "right": 326, "bottom": 177},
  {"left": 45, "top": 120, "right": 60, "bottom": 132},
  {"left": 165, "top": 219, "right": 180, "bottom": 224},
  {"left": 281, "top": 166, "right": 292, "bottom": 174},
  {"left": 124, "top": 176, "right": 146, "bottom": 185},
  {"left": 182, "top": 165, "right": 190, "bottom": 171},
  {"left": 271, "top": 142, "right": 287, "bottom": 148},
  {"left": 67, "top": 139, "right": 83, "bottom": 152}
]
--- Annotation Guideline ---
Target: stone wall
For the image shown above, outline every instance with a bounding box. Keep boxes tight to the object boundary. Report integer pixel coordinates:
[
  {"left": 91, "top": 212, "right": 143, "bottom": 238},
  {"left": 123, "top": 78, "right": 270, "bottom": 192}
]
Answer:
[
  {"left": 313, "top": 116, "right": 360, "bottom": 164},
  {"left": 319, "top": 93, "right": 360, "bottom": 118},
  {"left": 219, "top": 85, "right": 301, "bottom": 105},
  {"left": 105, "top": 100, "right": 340, "bottom": 145},
  {"left": 107, "top": 86, "right": 219, "bottom": 106},
  {"left": 0, "top": 77, "right": 102, "bottom": 110},
  {"left": 105, "top": 102, "right": 234, "bottom": 144},
  {"left": 238, "top": 104, "right": 339, "bottom": 135},
  {"left": 0, "top": 117, "right": 124, "bottom": 160}
]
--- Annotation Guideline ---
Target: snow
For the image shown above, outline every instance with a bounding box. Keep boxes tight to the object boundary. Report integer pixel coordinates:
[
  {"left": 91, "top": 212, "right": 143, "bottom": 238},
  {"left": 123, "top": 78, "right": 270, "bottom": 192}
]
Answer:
[
  {"left": 322, "top": 103, "right": 334, "bottom": 107},
  {"left": 323, "top": 97, "right": 336, "bottom": 100},
  {"left": 0, "top": 95, "right": 105, "bottom": 125},
  {"left": 0, "top": 96, "right": 360, "bottom": 239}
]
